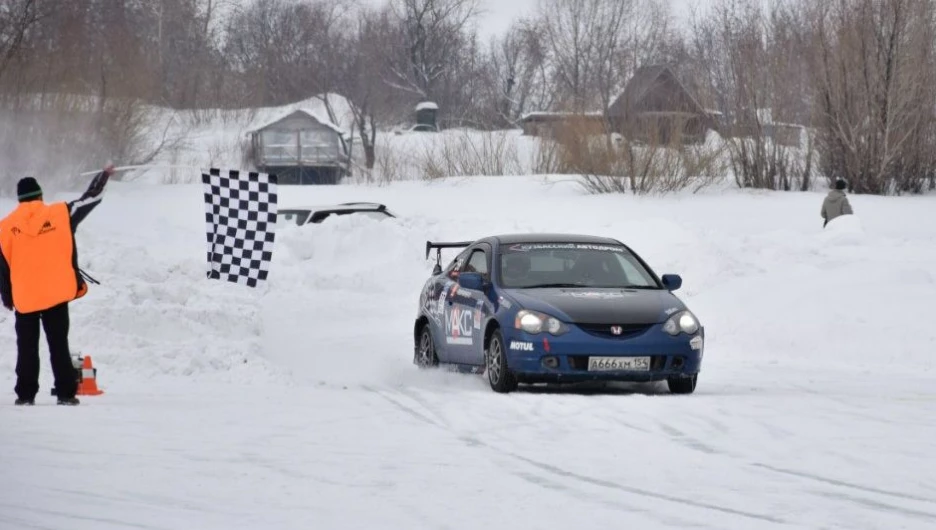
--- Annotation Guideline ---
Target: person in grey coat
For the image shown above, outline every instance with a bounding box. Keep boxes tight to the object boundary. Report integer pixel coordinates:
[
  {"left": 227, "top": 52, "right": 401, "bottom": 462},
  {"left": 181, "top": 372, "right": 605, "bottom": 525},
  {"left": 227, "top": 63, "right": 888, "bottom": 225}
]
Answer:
[{"left": 821, "top": 179, "right": 853, "bottom": 227}]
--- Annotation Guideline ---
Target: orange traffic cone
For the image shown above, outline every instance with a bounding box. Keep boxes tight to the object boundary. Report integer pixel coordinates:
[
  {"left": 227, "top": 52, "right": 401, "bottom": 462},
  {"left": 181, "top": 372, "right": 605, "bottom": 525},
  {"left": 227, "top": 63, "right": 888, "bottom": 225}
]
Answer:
[{"left": 76, "top": 355, "right": 104, "bottom": 396}]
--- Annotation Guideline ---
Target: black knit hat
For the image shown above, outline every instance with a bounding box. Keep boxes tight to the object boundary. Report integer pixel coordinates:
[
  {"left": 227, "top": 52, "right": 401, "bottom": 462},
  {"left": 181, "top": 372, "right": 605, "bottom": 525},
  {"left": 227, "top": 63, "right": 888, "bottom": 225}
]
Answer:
[
  {"left": 834, "top": 179, "right": 847, "bottom": 190},
  {"left": 16, "top": 177, "right": 42, "bottom": 201}
]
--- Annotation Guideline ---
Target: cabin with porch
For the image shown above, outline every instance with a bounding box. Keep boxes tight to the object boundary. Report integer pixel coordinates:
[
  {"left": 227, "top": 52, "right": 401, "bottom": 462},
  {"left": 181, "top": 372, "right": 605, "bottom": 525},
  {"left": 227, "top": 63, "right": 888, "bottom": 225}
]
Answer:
[{"left": 247, "top": 109, "right": 351, "bottom": 185}]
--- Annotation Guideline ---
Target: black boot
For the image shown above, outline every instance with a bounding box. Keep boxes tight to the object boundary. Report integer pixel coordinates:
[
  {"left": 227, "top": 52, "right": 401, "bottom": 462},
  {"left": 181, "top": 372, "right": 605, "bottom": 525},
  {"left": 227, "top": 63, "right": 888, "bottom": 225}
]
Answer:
[
  {"left": 57, "top": 397, "right": 80, "bottom": 406},
  {"left": 14, "top": 397, "right": 34, "bottom": 406}
]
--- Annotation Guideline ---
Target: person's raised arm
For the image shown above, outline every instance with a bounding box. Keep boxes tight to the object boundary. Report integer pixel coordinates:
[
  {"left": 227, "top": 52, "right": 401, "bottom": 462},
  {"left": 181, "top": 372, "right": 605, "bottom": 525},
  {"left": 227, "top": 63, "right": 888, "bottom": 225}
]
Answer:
[{"left": 68, "top": 164, "right": 115, "bottom": 231}]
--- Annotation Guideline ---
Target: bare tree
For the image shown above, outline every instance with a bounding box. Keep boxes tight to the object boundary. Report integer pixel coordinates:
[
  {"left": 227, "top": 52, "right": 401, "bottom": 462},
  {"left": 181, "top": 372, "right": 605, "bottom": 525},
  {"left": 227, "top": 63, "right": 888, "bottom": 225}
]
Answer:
[
  {"left": 688, "top": 0, "right": 814, "bottom": 191},
  {"left": 807, "top": 0, "right": 936, "bottom": 194},
  {"left": 0, "top": 0, "right": 44, "bottom": 83},
  {"left": 535, "top": 0, "right": 672, "bottom": 113},
  {"left": 339, "top": 6, "right": 398, "bottom": 170},
  {"left": 383, "top": 0, "right": 481, "bottom": 116},
  {"left": 478, "top": 16, "right": 573, "bottom": 128}
]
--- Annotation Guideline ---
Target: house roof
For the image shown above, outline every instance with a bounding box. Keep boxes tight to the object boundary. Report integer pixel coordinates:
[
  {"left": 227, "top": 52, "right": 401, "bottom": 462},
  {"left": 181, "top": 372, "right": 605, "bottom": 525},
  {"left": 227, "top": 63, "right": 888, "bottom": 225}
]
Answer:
[{"left": 248, "top": 108, "right": 345, "bottom": 137}]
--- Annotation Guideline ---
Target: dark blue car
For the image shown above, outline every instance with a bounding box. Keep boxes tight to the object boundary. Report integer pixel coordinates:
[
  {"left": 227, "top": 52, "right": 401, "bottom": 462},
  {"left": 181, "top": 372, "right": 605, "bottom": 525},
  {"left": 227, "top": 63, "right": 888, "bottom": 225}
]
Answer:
[{"left": 413, "top": 234, "right": 704, "bottom": 394}]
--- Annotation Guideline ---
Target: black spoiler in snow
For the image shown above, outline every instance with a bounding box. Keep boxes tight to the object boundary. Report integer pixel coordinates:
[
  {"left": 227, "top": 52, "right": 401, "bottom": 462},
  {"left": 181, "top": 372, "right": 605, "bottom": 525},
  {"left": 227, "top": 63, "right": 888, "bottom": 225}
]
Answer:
[{"left": 425, "top": 240, "right": 473, "bottom": 260}]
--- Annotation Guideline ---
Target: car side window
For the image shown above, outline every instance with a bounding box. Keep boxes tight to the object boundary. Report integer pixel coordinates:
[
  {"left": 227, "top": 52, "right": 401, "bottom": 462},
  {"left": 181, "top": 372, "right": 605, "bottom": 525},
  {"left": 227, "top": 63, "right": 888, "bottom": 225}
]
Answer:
[
  {"left": 464, "top": 249, "right": 489, "bottom": 277},
  {"left": 445, "top": 250, "right": 469, "bottom": 279},
  {"left": 613, "top": 253, "right": 658, "bottom": 287}
]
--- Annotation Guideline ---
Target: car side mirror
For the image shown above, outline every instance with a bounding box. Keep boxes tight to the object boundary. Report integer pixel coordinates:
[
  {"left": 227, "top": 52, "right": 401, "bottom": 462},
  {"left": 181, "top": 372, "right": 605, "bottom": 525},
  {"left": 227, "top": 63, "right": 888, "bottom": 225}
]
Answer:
[
  {"left": 661, "top": 274, "right": 682, "bottom": 291},
  {"left": 458, "top": 272, "right": 486, "bottom": 291}
]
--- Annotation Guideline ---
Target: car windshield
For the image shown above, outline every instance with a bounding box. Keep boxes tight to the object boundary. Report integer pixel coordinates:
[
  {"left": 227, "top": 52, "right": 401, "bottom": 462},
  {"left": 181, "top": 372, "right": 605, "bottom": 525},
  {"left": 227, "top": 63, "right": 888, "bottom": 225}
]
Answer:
[{"left": 498, "top": 243, "right": 661, "bottom": 289}]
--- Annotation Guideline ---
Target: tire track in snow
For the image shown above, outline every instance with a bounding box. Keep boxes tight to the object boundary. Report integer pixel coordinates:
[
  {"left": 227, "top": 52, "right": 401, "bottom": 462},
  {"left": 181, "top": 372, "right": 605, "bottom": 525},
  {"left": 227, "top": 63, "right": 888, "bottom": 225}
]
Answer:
[
  {"left": 368, "top": 385, "right": 699, "bottom": 526},
  {"left": 0, "top": 501, "right": 166, "bottom": 530},
  {"left": 753, "top": 463, "right": 936, "bottom": 508},
  {"left": 811, "top": 490, "right": 936, "bottom": 523},
  {"left": 0, "top": 514, "right": 60, "bottom": 530},
  {"left": 366, "top": 384, "right": 789, "bottom": 526},
  {"left": 656, "top": 421, "right": 722, "bottom": 455}
]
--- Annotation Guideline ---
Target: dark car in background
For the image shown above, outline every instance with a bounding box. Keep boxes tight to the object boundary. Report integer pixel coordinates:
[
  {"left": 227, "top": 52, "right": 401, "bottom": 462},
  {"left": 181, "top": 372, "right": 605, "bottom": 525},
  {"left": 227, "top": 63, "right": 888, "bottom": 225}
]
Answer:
[{"left": 277, "top": 202, "right": 396, "bottom": 226}]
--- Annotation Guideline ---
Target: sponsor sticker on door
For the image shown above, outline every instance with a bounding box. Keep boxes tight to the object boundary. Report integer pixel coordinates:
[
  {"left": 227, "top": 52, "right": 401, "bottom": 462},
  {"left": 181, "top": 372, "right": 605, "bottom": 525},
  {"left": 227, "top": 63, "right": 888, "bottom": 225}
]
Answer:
[{"left": 445, "top": 306, "right": 474, "bottom": 345}]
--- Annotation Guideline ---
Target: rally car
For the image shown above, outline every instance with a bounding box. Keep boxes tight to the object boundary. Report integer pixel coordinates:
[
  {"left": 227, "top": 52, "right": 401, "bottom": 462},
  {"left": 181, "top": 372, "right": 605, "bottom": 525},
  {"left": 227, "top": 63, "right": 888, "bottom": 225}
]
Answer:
[{"left": 413, "top": 233, "right": 704, "bottom": 394}]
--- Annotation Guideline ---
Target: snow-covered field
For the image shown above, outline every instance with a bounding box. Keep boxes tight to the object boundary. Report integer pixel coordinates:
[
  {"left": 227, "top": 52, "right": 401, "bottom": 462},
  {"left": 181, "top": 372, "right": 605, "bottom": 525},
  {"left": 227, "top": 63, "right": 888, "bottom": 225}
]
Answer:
[{"left": 2, "top": 174, "right": 935, "bottom": 530}]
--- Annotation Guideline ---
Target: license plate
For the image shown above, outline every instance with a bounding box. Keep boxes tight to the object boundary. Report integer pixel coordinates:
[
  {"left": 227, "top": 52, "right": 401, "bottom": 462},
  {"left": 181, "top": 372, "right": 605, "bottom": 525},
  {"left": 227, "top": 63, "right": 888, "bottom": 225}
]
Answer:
[{"left": 587, "top": 356, "right": 650, "bottom": 371}]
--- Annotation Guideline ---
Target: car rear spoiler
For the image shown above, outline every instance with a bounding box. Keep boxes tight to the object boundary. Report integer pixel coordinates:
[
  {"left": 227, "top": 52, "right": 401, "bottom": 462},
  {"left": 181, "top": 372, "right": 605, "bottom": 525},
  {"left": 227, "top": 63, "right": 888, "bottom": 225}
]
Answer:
[
  {"left": 425, "top": 240, "right": 472, "bottom": 260},
  {"left": 425, "top": 240, "right": 472, "bottom": 274}
]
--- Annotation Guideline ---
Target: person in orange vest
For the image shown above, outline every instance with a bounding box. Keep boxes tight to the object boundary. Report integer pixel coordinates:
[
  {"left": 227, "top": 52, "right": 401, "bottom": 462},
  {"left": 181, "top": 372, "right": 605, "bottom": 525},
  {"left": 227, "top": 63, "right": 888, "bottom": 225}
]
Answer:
[{"left": 0, "top": 165, "right": 114, "bottom": 406}]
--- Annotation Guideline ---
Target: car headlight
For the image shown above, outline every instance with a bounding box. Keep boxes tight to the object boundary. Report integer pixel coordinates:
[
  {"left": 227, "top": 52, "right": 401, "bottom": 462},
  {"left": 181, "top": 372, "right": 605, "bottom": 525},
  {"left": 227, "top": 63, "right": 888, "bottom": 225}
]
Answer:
[
  {"left": 663, "top": 310, "right": 700, "bottom": 336},
  {"left": 514, "top": 309, "right": 568, "bottom": 335}
]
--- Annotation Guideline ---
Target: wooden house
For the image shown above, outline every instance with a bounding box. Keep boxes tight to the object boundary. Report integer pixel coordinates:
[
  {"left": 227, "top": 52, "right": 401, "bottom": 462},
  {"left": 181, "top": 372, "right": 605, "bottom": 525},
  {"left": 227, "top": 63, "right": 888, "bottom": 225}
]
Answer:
[
  {"left": 608, "top": 65, "right": 718, "bottom": 145},
  {"left": 247, "top": 109, "right": 351, "bottom": 185}
]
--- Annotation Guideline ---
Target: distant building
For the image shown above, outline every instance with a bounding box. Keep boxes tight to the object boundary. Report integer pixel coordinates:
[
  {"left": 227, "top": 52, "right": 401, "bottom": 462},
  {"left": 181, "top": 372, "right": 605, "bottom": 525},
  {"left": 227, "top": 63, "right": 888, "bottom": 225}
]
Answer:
[
  {"left": 246, "top": 109, "right": 351, "bottom": 185},
  {"left": 722, "top": 108, "right": 806, "bottom": 148},
  {"left": 608, "top": 65, "right": 719, "bottom": 145},
  {"left": 518, "top": 111, "right": 606, "bottom": 137},
  {"left": 414, "top": 101, "right": 439, "bottom": 132}
]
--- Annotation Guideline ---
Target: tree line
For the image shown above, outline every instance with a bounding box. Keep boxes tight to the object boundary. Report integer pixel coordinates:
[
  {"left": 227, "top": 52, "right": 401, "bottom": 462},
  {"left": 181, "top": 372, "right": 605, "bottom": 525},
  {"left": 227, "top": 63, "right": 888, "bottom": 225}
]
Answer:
[{"left": 1, "top": 0, "right": 934, "bottom": 194}]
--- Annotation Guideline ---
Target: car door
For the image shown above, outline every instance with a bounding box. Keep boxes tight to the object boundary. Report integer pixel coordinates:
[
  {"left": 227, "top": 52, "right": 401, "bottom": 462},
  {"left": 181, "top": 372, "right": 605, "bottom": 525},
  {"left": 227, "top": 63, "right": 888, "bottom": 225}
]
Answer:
[
  {"left": 447, "top": 245, "right": 492, "bottom": 366},
  {"left": 427, "top": 248, "right": 469, "bottom": 364}
]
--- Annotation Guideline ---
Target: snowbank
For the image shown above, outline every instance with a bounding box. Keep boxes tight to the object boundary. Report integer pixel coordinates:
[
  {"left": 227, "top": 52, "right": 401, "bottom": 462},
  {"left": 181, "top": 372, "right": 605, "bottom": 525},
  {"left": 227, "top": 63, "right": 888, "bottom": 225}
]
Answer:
[{"left": 819, "top": 212, "right": 864, "bottom": 243}]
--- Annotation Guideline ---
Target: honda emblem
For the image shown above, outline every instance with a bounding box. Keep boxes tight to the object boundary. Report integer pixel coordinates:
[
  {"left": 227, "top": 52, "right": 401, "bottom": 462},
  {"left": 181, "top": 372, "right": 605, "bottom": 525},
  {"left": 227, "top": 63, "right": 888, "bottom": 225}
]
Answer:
[{"left": 610, "top": 325, "right": 623, "bottom": 335}]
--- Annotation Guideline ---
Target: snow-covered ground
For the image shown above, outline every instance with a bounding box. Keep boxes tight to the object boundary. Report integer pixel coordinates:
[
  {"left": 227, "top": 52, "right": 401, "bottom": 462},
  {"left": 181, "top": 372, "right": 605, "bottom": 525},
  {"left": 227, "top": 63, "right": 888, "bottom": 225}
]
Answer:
[{"left": 2, "top": 175, "right": 935, "bottom": 529}]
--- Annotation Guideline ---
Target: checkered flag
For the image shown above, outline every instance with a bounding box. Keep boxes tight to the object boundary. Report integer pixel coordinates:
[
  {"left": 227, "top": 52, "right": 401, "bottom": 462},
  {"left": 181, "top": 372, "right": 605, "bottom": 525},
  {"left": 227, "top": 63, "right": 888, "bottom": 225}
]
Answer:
[{"left": 202, "top": 168, "right": 278, "bottom": 288}]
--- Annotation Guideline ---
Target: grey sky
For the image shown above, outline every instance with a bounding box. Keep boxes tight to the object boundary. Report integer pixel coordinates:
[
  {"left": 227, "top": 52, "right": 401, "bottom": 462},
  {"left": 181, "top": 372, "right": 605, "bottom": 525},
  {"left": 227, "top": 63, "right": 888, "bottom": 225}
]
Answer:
[{"left": 464, "top": 0, "right": 719, "bottom": 39}]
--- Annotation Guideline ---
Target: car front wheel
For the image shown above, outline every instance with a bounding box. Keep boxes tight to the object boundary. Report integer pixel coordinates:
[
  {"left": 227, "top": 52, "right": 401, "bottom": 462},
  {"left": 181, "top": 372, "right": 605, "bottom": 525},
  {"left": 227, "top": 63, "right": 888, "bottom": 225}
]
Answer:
[
  {"left": 486, "top": 329, "right": 517, "bottom": 393},
  {"left": 667, "top": 374, "right": 697, "bottom": 394}
]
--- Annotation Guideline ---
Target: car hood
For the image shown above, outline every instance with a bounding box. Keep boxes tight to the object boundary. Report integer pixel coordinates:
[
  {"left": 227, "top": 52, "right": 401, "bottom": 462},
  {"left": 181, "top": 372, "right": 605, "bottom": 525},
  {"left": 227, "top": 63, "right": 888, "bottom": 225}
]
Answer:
[{"left": 501, "top": 287, "right": 686, "bottom": 325}]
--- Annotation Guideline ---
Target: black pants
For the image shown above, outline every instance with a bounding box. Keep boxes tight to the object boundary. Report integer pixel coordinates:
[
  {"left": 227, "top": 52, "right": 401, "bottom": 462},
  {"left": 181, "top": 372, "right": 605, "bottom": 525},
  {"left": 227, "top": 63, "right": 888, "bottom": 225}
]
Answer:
[{"left": 14, "top": 302, "right": 75, "bottom": 400}]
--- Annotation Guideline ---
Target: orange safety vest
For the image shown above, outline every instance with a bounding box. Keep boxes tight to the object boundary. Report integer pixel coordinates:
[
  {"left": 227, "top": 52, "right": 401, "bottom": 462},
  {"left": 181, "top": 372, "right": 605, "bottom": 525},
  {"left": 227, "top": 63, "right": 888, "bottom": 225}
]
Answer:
[{"left": 0, "top": 201, "right": 88, "bottom": 314}]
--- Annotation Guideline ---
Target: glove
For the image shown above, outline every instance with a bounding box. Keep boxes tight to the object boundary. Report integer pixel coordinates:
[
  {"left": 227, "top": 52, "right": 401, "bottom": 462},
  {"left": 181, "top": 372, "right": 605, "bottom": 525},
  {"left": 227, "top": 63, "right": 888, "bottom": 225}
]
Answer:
[{"left": 86, "top": 165, "right": 114, "bottom": 197}]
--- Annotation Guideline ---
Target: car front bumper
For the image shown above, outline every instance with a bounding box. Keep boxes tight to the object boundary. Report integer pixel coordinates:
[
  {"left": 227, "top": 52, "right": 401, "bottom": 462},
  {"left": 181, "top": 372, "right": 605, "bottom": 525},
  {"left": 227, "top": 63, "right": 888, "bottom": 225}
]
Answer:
[{"left": 501, "top": 324, "right": 703, "bottom": 383}]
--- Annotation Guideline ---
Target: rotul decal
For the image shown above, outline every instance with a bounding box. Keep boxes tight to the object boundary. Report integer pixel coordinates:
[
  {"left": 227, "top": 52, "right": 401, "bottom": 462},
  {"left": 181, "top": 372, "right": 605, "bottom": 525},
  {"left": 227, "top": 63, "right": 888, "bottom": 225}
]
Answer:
[
  {"left": 445, "top": 306, "right": 474, "bottom": 345},
  {"left": 509, "top": 340, "right": 534, "bottom": 351}
]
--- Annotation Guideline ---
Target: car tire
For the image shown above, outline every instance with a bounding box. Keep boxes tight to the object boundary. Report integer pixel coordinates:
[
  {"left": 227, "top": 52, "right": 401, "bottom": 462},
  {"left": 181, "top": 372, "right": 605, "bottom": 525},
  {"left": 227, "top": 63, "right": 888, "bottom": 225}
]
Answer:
[
  {"left": 415, "top": 323, "right": 439, "bottom": 369},
  {"left": 667, "top": 374, "right": 697, "bottom": 394},
  {"left": 486, "top": 329, "right": 518, "bottom": 393}
]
